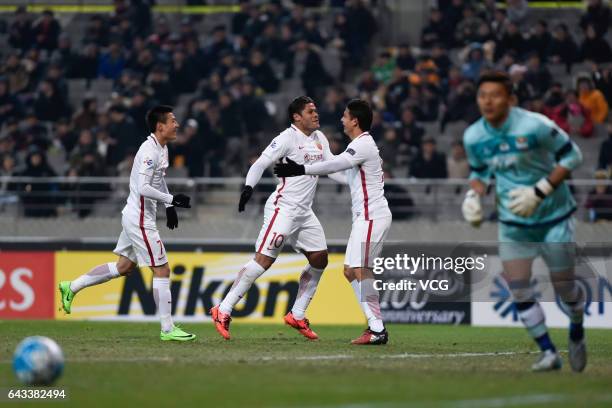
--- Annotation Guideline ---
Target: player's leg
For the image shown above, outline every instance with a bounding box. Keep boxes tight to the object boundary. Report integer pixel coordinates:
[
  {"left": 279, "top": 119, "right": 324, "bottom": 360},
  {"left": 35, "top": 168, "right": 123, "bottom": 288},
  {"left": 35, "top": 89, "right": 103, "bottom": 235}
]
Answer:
[
  {"left": 284, "top": 212, "right": 328, "bottom": 339},
  {"left": 58, "top": 229, "right": 137, "bottom": 314},
  {"left": 499, "top": 224, "right": 561, "bottom": 371},
  {"left": 150, "top": 262, "right": 195, "bottom": 341},
  {"left": 346, "top": 217, "right": 391, "bottom": 345},
  {"left": 542, "top": 218, "right": 586, "bottom": 372},
  {"left": 212, "top": 208, "right": 292, "bottom": 339}
]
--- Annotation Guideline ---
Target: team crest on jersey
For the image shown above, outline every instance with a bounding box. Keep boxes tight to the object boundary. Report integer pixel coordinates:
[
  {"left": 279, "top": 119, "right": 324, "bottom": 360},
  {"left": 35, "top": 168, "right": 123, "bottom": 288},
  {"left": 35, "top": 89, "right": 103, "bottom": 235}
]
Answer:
[
  {"left": 270, "top": 141, "right": 277, "bottom": 149},
  {"left": 499, "top": 143, "right": 510, "bottom": 152},
  {"left": 144, "top": 157, "right": 154, "bottom": 167},
  {"left": 515, "top": 136, "right": 528, "bottom": 150},
  {"left": 315, "top": 142, "right": 323, "bottom": 150}
]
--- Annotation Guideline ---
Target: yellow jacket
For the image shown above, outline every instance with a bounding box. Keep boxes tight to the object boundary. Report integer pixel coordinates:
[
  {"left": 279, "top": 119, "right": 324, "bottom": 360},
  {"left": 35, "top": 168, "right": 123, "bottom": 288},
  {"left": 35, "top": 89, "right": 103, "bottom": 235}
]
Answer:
[{"left": 579, "top": 90, "right": 609, "bottom": 124}]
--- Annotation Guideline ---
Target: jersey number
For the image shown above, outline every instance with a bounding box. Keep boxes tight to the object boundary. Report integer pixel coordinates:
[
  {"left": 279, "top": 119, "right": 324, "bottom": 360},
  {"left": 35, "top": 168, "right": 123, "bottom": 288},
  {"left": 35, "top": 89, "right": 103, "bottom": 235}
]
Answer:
[{"left": 267, "top": 233, "right": 285, "bottom": 250}]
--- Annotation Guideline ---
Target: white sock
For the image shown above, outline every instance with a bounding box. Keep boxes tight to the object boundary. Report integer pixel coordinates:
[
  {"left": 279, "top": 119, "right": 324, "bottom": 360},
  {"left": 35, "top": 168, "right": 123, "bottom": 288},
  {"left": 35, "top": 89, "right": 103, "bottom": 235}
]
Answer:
[
  {"left": 291, "top": 265, "right": 324, "bottom": 320},
  {"left": 70, "top": 263, "right": 120, "bottom": 294},
  {"left": 351, "top": 278, "right": 384, "bottom": 332},
  {"left": 219, "top": 260, "right": 266, "bottom": 315},
  {"left": 153, "top": 277, "right": 173, "bottom": 333},
  {"left": 359, "top": 278, "right": 384, "bottom": 332}
]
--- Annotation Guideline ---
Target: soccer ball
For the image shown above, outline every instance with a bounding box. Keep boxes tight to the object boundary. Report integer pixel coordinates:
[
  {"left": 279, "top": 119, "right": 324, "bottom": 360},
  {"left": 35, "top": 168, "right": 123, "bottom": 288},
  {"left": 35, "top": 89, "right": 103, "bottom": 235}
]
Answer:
[{"left": 12, "top": 336, "right": 64, "bottom": 385}]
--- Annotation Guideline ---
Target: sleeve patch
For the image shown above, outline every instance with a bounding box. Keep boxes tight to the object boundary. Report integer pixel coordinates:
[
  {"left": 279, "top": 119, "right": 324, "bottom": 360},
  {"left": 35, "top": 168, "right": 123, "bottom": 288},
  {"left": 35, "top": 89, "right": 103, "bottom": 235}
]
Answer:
[
  {"left": 346, "top": 148, "right": 356, "bottom": 156},
  {"left": 143, "top": 157, "right": 154, "bottom": 168},
  {"left": 270, "top": 140, "right": 277, "bottom": 149}
]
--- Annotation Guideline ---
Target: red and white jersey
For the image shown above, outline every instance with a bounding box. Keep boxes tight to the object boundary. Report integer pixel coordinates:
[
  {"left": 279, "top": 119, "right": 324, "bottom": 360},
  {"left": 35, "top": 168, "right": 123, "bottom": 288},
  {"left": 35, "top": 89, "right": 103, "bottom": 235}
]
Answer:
[
  {"left": 262, "top": 125, "right": 331, "bottom": 215},
  {"left": 122, "top": 134, "right": 170, "bottom": 229},
  {"left": 339, "top": 132, "right": 391, "bottom": 221}
]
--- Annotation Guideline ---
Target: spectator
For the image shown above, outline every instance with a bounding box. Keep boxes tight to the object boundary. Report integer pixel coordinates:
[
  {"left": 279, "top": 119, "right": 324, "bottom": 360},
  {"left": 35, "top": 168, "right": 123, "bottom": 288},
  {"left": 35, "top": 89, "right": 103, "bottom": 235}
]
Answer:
[
  {"left": 219, "top": 92, "right": 243, "bottom": 139},
  {"left": 372, "top": 51, "right": 396, "bottom": 85},
  {"left": 455, "top": 6, "right": 485, "bottom": 46},
  {"left": 586, "top": 170, "right": 612, "bottom": 222},
  {"left": 421, "top": 8, "right": 452, "bottom": 49},
  {"left": 239, "top": 80, "right": 269, "bottom": 136},
  {"left": 398, "top": 108, "right": 425, "bottom": 150},
  {"left": 294, "top": 39, "right": 333, "bottom": 99},
  {"left": 495, "top": 21, "right": 525, "bottom": 60},
  {"left": 106, "top": 104, "right": 139, "bottom": 166},
  {"left": 303, "top": 16, "right": 327, "bottom": 48},
  {"left": 1, "top": 54, "right": 29, "bottom": 96},
  {"left": 72, "top": 97, "right": 98, "bottom": 131},
  {"left": 53, "top": 118, "right": 78, "bottom": 154},
  {"left": 0, "top": 78, "right": 23, "bottom": 127},
  {"left": 548, "top": 23, "right": 578, "bottom": 72},
  {"left": 17, "top": 147, "right": 58, "bottom": 217},
  {"left": 578, "top": 77, "right": 609, "bottom": 124},
  {"left": 598, "top": 123, "right": 612, "bottom": 171},
  {"left": 247, "top": 49, "right": 280, "bottom": 93},
  {"left": 431, "top": 43, "right": 452, "bottom": 78},
  {"left": 447, "top": 140, "right": 470, "bottom": 178},
  {"left": 73, "top": 43, "right": 100, "bottom": 80},
  {"left": 319, "top": 87, "right": 346, "bottom": 129},
  {"left": 580, "top": 0, "right": 610, "bottom": 39},
  {"left": 396, "top": 44, "right": 415, "bottom": 71},
  {"left": 379, "top": 128, "right": 400, "bottom": 169},
  {"left": 84, "top": 15, "right": 110, "bottom": 47},
  {"left": 33, "top": 80, "right": 71, "bottom": 123},
  {"left": 147, "top": 66, "right": 175, "bottom": 105},
  {"left": 54, "top": 35, "right": 79, "bottom": 78},
  {"left": 127, "top": 90, "right": 152, "bottom": 137},
  {"left": 461, "top": 43, "right": 488, "bottom": 81},
  {"left": 509, "top": 64, "right": 533, "bottom": 105},
  {"left": 97, "top": 42, "right": 126, "bottom": 80},
  {"left": 410, "top": 137, "right": 448, "bottom": 179},
  {"left": 528, "top": 20, "right": 552, "bottom": 62},
  {"left": 8, "top": 6, "right": 33, "bottom": 51},
  {"left": 344, "top": 0, "right": 377, "bottom": 64},
  {"left": 441, "top": 79, "right": 479, "bottom": 132},
  {"left": 587, "top": 61, "right": 612, "bottom": 105},
  {"left": 544, "top": 88, "right": 594, "bottom": 138},
  {"left": 232, "top": 0, "right": 251, "bottom": 35},
  {"left": 524, "top": 53, "right": 552, "bottom": 98},
  {"left": 32, "top": 9, "right": 61, "bottom": 51},
  {"left": 169, "top": 50, "right": 199, "bottom": 95},
  {"left": 506, "top": 0, "right": 529, "bottom": 26},
  {"left": 579, "top": 24, "right": 612, "bottom": 63}
]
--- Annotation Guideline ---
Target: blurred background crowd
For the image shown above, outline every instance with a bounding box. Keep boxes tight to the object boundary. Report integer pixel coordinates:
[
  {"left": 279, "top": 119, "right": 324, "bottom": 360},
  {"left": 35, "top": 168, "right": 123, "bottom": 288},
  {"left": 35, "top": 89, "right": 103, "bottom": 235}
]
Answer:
[{"left": 0, "top": 0, "right": 610, "bottom": 221}]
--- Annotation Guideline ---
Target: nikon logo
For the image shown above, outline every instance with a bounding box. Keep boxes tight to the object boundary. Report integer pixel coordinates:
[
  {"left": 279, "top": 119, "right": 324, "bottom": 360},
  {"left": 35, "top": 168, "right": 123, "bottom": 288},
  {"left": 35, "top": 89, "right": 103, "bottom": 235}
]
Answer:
[{"left": 118, "top": 265, "right": 299, "bottom": 317}]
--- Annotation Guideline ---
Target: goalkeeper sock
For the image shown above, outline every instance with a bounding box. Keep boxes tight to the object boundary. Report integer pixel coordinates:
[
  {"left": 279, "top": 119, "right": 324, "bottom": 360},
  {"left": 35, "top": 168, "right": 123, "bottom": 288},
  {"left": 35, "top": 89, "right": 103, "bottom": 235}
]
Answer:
[
  {"left": 291, "top": 265, "right": 324, "bottom": 320},
  {"left": 70, "top": 262, "right": 120, "bottom": 294},
  {"left": 559, "top": 285, "right": 585, "bottom": 341},
  {"left": 153, "top": 277, "right": 173, "bottom": 333},
  {"left": 516, "top": 301, "right": 555, "bottom": 352},
  {"left": 358, "top": 278, "right": 385, "bottom": 333},
  {"left": 219, "top": 260, "right": 265, "bottom": 315}
]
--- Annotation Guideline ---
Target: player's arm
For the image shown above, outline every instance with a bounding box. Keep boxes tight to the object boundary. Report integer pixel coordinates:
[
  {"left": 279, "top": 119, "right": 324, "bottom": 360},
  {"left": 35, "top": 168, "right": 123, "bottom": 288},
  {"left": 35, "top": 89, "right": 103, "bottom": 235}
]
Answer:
[
  {"left": 461, "top": 136, "right": 491, "bottom": 226},
  {"left": 321, "top": 137, "right": 348, "bottom": 184},
  {"left": 137, "top": 153, "right": 191, "bottom": 208},
  {"left": 508, "top": 120, "right": 583, "bottom": 217},
  {"left": 160, "top": 178, "right": 183, "bottom": 230},
  {"left": 239, "top": 135, "right": 288, "bottom": 212},
  {"left": 275, "top": 144, "right": 363, "bottom": 177}
]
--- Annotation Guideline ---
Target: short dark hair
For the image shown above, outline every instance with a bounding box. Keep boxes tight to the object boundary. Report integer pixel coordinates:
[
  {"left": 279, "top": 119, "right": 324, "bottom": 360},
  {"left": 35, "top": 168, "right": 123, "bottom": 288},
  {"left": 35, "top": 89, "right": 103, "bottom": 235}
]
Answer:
[
  {"left": 288, "top": 96, "right": 314, "bottom": 123},
  {"left": 477, "top": 71, "right": 513, "bottom": 95},
  {"left": 146, "top": 105, "right": 173, "bottom": 133},
  {"left": 346, "top": 99, "right": 373, "bottom": 131}
]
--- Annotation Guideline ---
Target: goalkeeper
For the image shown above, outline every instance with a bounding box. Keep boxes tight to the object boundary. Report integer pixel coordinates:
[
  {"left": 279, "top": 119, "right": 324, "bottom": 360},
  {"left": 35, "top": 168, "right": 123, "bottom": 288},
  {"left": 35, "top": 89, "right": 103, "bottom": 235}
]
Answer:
[{"left": 461, "top": 71, "right": 586, "bottom": 372}]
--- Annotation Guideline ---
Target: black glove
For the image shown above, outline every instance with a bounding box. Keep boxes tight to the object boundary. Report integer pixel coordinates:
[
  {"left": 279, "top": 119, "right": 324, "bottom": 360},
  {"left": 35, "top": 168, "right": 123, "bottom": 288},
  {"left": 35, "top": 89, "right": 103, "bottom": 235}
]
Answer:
[
  {"left": 274, "top": 157, "right": 305, "bottom": 177},
  {"left": 171, "top": 193, "right": 191, "bottom": 208},
  {"left": 238, "top": 185, "right": 253, "bottom": 212},
  {"left": 166, "top": 206, "right": 178, "bottom": 230}
]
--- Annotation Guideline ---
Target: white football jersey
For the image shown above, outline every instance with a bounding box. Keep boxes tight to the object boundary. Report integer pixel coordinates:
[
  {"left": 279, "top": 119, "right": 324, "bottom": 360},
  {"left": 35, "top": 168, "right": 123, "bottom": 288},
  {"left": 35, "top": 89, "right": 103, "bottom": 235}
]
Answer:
[
  {"left": 339, "top": 132, "right": 391, "bottom": 221},
  {"left": 261, "top": 125, "right": 332, "bottom": 215},
  {"left": 122, "top": 134, "right": 169, "bottom": 229}
]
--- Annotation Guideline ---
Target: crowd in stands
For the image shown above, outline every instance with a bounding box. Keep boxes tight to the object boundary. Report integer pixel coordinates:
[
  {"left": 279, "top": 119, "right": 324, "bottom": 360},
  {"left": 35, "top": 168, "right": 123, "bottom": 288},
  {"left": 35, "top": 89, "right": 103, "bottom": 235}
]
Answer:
[{"left": 0, "top": 0, "right": 610, "bottom": 221}]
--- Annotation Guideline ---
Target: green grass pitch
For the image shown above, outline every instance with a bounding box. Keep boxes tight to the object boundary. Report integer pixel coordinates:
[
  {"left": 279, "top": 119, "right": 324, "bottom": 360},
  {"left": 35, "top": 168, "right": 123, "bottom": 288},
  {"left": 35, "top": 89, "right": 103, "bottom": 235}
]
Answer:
[{"left": 1, "top": 321, "right": 611, "bottom": 407}]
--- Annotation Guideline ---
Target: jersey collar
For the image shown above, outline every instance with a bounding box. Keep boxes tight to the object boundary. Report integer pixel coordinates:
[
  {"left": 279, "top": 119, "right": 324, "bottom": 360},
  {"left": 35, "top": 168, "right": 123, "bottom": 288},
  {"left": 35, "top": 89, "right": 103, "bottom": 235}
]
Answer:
[
  {"left": 483, "top": 108, "right": 515, "bottom": 137},
  {"left": 356, "top": 131, "right": 371, "bottom": 139},
  {"left": 291, "top": 124, "right": 315, "bottom": 139},
  {"left": 149, "top": 133, "right": 162, "bottom": 147}
]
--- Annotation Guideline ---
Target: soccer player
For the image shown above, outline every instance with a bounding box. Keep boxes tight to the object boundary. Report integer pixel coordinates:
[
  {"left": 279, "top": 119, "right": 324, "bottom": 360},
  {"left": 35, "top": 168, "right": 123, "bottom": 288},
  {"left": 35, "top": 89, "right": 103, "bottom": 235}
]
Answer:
[
  {"left": 210, "top": 96, "right": 346, "bottom": 341},
  {"left": 58, "top": 105, "right": 196, "bottom": 342},
  {"left": 275, "top": 99, "right": 392, "bottom": 345},
  {"left": 461, "top": 71, "right": 586, "bottom": 371}
]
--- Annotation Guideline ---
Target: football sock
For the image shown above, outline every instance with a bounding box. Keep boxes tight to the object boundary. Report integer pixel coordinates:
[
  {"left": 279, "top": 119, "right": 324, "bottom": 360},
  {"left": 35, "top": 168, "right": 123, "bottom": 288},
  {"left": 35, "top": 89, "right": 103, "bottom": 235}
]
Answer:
[
  {"left": 291, "top": 265, "right": 324, "bottom": 320},
  {"left": 558, "top": 285, "right": 585, "bottom": 341},
  {"left": 357, "top": 278, "right": 385, "bottom": 333},
  {"left": 70, "top": 262, "right": 120, "bottom": 294},
  {"left": 516, "top": 301, "right": 555, "bottom": 352},
  {"left": 153, "top": 277, "right": 173, "bottom": 333},
  {"left": 219, "top": 260, "right": 266, "bottom": 315}
]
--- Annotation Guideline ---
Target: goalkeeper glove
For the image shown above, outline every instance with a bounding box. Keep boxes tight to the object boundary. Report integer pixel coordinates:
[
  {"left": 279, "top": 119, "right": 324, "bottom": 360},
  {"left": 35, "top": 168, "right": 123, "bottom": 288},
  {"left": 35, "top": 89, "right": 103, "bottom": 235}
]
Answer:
[
  {"left": 508, "top": 178, "right": 554, "bottom": 217},
  {"left": 171, "top": 193, "right": 191, "bottom": 208},
  {"left": 462, "top": 189, "right": 483, "bottom": 227},
  {"left": 238, "top": 186, "right": 253, "bottom": 212},
  {"left": 166, "top": 206, "right": 178, "bottom": 230},
  {"left": 274, "top": 157, "right": 305, "bottom": 177}
]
